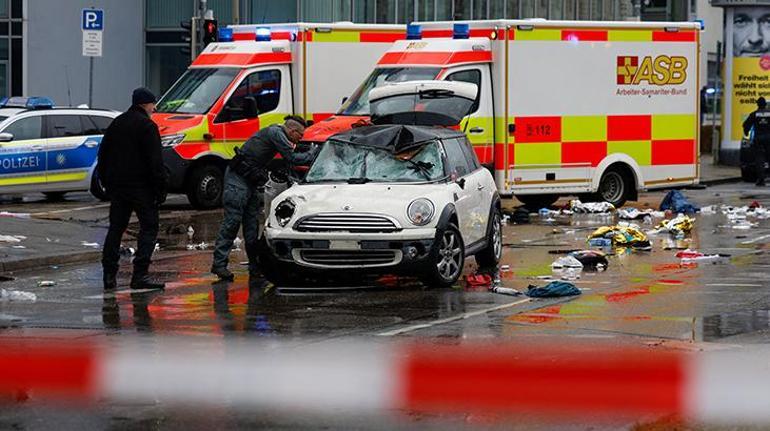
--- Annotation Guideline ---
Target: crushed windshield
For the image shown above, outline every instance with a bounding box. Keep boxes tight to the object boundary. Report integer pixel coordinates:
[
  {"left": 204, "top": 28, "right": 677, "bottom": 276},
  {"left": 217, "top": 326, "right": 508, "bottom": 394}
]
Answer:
[
  {"left": 338, "top": 67, "right": 441, "bottom": 116},
  {"left": 305, "top": 141, "right": 445, "bottom": 183},
  {"left": 155, "top": 68, "right": 239, "bottom": 114}
]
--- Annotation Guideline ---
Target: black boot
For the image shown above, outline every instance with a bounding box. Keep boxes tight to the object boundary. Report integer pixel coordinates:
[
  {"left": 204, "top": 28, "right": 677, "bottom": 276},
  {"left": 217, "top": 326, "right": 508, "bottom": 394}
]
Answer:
[
  {"left": 130, "top": 273, "right": 165, "bottom": 290},
  {"left": 211, "top": 266, "right": 235, "bottom": 281},
  {"left": 103, "top": 272, "right": 117, "bottom": 291}
]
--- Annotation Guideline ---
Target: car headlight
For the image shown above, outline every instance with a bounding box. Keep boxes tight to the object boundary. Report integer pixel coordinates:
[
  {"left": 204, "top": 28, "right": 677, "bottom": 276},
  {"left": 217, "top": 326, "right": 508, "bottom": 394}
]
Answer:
[
  {"left": 275, "top": 199, "right": 296, "bottom": 227},
  {"left": 407, "top": 198, "right": 434, "bottom": 226},
  {"left": 160, "top": 133, "right": 185, "bottom": 147}
]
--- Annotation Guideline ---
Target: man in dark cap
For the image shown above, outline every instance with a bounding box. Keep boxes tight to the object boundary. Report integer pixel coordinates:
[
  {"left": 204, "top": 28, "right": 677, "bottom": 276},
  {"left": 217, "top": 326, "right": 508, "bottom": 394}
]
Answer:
[
  {"left": 744, "top": 96, "right": 770, "bottom": 186},
  {"left": 211, "top": 115, "right": 318, "bottom": 281},
  {"left": 97, "top": 87, "right": 168, "bottom": 290}
]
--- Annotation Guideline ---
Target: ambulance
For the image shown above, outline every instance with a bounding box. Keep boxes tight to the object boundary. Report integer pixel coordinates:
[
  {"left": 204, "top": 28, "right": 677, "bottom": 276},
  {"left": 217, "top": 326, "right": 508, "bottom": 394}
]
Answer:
[
  {"left": 304, "top": 20, "right": 701, "bottom": 208},
  {"left": 154, "top": 22, "right": 404, "bottom": 209}
]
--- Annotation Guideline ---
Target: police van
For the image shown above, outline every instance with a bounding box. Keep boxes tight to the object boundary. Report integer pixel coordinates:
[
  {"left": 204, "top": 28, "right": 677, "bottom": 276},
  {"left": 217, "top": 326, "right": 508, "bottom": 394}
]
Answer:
[{"left": 0, "top": 97, "right": 118, "bottom": 201}]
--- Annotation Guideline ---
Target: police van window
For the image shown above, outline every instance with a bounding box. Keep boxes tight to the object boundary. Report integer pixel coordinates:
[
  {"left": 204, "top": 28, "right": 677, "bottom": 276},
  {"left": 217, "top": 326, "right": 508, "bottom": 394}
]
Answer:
[
  {"left": 85, "top": 116, "right": 113, "bottom": 135},
  {"left": 457, "top": 136, "right": 481, "bottom": 171},
  {"left": 48, "top": 115, "right": 85, "bottom": 138},
  {"left": 3, "top": 116, "right": 42, "bottom": 141},
  {"left": 443, "top": 137, "right": 471, "bottom": 178},
  {"left": 445, "top": 69, "right": 482, "bottom": 113},
  {"left": 221, "top": 69, "right": 281, "bottom": 122}
]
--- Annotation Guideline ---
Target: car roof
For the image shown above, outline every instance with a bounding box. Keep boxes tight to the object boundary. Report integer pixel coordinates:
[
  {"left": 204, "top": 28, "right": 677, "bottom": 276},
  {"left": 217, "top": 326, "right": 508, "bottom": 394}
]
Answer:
[
  {"left": 0, "top": 107, "right": 118, "bottom": 118},
  {"left": 330, "top": 124, "right": 466, "bottom": 154}
]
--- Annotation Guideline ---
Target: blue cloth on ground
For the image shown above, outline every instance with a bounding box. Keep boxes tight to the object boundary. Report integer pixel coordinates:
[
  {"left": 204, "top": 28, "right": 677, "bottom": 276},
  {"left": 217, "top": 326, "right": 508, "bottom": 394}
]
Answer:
[
  {"left": 526, "top": 281, "right": 581, "bottom": 298},
  {"left": 659, "top": 190, "right": 699, "bottom": 214}
]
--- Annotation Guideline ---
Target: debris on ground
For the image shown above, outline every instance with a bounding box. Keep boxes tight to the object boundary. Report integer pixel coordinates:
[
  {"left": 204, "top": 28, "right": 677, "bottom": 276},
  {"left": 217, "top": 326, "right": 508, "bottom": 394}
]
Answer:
[
  {"left": 617, "top": 207, "right": 665, "bottom": 221},
  {"left": 80, "top": 241, "right": 99, "bottom": 248},
  {"left": 186, "top": 242, "right": 209, "bottom": 251},
  {"left": 0, "top": 289, "right": 36, "bottom": 302},
  {"left": 551, "top": 255, "right": 583, "bottom": 269},
  {"left": 465, "top": 273, "right": 493, "bottom": 288},
  {"left": 570, "top": 199, "right": 615, "bottom": 214},
  {"left": 510, "top": 207, "right": 530, "bottom": 224},
  {"left": 489, "top": 286, "right": 522, "bottom": 296},
  {"left": 659, "top": 190, "right": 699, "bottom": 214},
  {"left": 187, "top": 226, "right": 195, "bottom": 241},
  {"left": 676, "top": 249, "right": 730, "bottom": 265},
  {"left": 569, "top": 250, "right": 609, "bottom": 271},
  {"left": 551, "top": 256, "right": 583, "bottom": 280},
  {"left": 233, "top": 237, "right": 243, "bottom": 251},
  {"left": 0, "top": 211, "right": 31, "bottom": 218},
  {"left": 120, "top": 245, "right": 135, "bottom": 258},
  {"left": 37, "top": 281, "right": 56, "bottom": 287},
  {"left": 526, "top": 281, "right": 581, "bottom": 298},
  {"left": 587, "top": 224, "right": 651, "bottom": 249},
  {"left": 0, "top": 235, "right": 25, "bottom": 243},
  {"left": 652, "top": 214, "right": 695, "bottom": 238}
]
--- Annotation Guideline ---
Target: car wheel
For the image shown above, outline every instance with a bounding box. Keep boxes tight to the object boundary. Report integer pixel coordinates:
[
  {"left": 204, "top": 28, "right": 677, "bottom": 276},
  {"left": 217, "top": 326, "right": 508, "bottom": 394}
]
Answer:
[
  {"left": 43, "top": 192, "right": 67, "bottom": 202},
  {"left": 90, "top": 171, "right": 109, "bottom": 201},
  {"left": 475, "top": 210, "right": 503, "bottom": 269},
  {"left": 597, "top": 167, "right": 630, "bottom": 208},
  {"left": 186, "top": 164, "right": 223, "bottom": 209},
  {"left": 516, "top": 194, "right": 559, "bottom": 210},
  {"left": 422, "top": 224, "right": 465, "bottom": 288}
]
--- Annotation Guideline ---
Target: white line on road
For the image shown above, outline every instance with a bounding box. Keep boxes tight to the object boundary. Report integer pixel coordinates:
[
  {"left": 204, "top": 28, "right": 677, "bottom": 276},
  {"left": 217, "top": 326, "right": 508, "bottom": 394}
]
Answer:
[
  {"left": 741, "top": 234, "right": 770, "bottom": 245},
  {"left": 33, "top": 203, "right": 111, "bottom": 216},
  {"left": 706, "top": 283, "right": 763, "bottom": 287},
  {"left": 377, "top": 298, "right": 532, "bottom": 336}
]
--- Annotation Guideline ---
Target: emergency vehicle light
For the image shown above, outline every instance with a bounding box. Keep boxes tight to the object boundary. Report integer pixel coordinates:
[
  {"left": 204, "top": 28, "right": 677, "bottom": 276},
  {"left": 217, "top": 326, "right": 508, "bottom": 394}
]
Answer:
[
  {"left": 2, "top": 96, "right": 54, "bottom": 109},
  {"left": 218, "top": 28, "right": 233, "bottom": 42},
  {"left": 695, "top": 19, "right": 705, "bottom": 30},
  {"left": 453, "top": 23, "right": 470, "bottom": 39},
  {"left": 406, "top": 24, "right": 422, "bottom": 40},
  {"left": 255, "top": 27, "right": 271, "bottom": 42}
]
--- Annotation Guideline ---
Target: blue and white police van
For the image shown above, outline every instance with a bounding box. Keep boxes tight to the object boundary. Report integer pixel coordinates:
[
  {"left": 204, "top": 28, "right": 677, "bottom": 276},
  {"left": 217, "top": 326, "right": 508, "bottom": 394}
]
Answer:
[{"left": 0, "top": 97, "right": 118, "bottom": 201}]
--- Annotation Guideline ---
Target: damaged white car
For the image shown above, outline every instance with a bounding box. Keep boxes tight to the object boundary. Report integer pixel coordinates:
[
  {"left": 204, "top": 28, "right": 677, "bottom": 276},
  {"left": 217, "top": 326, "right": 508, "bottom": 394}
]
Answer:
[{"left": 262, "top": 81, "right": 501, "bottom": 287}]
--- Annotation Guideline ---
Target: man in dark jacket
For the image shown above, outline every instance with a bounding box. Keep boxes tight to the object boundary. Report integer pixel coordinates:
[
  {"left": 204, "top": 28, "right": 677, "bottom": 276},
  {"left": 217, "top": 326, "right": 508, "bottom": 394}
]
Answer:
[
  {"left": 98, "top": 88, "right": 167, "bottom": 290},
  {"left": 744, "top": 97, "right": 770, "bottom": 186},
  {"left": 211, "top": 116, "right": 318, "bottom": 281}
]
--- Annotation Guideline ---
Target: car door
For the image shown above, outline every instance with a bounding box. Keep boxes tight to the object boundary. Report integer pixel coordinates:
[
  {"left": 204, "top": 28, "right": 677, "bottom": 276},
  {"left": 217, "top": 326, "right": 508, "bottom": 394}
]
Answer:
[
  {"left": 458, "top": 135, "right": 494, "bottom": 241},
  {"left": 217, "top": 67, "right": 291, "bottom": 150},
  {"left": 443, "top": 66, "right": 495, "bottom": 167},
  {"left": 45, "top": 114, "right": 98, "bottom": 189},
  {"left": 443, "top": 137, "right": 483, "bottom": 245},
  {"left": 0, "top": 114, "right": 46, "bottom": 193}
]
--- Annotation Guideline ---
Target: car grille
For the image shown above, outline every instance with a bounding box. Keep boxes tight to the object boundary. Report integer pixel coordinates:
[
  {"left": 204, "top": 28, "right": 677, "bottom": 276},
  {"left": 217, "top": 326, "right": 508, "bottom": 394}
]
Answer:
[
  {"left": 295, "top": 213, "right": 399, "bottom": 233},
  {"left": 297, "top": 250, "right": 401, "bottom": 268}
]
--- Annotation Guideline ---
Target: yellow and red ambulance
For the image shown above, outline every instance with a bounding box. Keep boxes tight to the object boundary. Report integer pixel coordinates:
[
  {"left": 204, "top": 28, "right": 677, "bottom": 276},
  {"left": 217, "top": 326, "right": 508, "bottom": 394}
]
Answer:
[
  {"left": 153, "top": 22, "right": 404, "bottom": 209},
  {"left": 306, "top": 20, "right": 701, "bottom": 208}
]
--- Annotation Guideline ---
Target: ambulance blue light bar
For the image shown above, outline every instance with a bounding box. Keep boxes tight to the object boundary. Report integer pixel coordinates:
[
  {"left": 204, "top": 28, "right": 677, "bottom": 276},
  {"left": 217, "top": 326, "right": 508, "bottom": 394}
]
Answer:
[
  {"left": 406, "top": 24, "right": 422, "bottom": 40},
  {"left": 453, "top": 23, "right": 470, "bottom": 39},
  {"left": 255, "top": 27, "right": 271, "bottom": 42},
  {"left": 218, "top": 28, "right": 233, "bottom": 42},
  {"left": 2, "top": 96, "right": 54, "bottom": 110}
]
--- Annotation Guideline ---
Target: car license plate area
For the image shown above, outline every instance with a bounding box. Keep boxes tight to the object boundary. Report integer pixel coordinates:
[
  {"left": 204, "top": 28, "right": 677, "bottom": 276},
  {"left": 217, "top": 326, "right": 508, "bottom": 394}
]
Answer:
[{"left": 329, "top": 240, "right": 360, "bottom": 250}]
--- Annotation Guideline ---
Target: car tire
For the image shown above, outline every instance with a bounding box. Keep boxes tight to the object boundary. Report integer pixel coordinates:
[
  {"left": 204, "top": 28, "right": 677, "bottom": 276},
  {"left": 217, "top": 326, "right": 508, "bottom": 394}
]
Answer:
[
  {"left": 475, "top": 209, "right": 503, "bottom": 269},
  {"left": 43, "top": 192, "right": 67, "bottom": 202},
  {"left": 516, "top": 194, "right": 559, "bottom": 210},
  {"left": 90, "top": 171, "right": 109, "bottom": 201},
  {"left": 421, "top": 223, "right": 465, "bottom": 288},
  {"left": 186, "top": 164, "right": 223, "bottom": 209},
  {"left": 597, "top": 166, "right": 631, "bottom": 208}
]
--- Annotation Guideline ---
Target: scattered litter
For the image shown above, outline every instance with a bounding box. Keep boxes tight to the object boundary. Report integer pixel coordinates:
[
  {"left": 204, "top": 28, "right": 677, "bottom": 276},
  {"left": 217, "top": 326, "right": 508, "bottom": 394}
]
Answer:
[
  {"left": 186, "top": 242, "right": 209, "bottom": 250},
  {"left": 0, "top": 211, "right": 30, "bottom": 218},
  {"left": 80, "top": 241, "right": 99, "bottom": 248},
  {"left": 0, "top": 235, "right": 25, "bottom": 243},
  {"left": 587, "top": 225, "right": 651, "bottom": 249},
  {"left": 37, "top": 281, "right": 56, "bottom": 287},
  {"left": 551, "top": 256, "right": 583, "bottom": 269},
  {"left": 618, "top": 207, "right": 665, "bottom": 220},
  {"left": 500, "top": 264, "right": 510, "bottom": 272},
  {"left": 548, "top": 249, "right": 582, "bottom": 255},
  {"left": 120, "top": 246, "right": 135, "bottom": 257},
  {"left": 727, "top": 221, "right": 758, "bottom": 230},
  {"left": 526, "top": 281, "right": 581, "bottom": 298},
  {"left": 659, "top": 190, "right": 699, "bottom": 214},
  {"left": 465, "top": 273, "right": 493, "bottom": 288},
  {"left": 11, "top": 245, "right": 25, "bottom": 249},
  {"left": 490, "top": 286, "right": 522, "bottom": 296},
  {"left": 45, "top": 237, "right": 60, "bottom": 243},
  {"left": 233, "top": 237, "right": 243, "bottom": 251},
  {"left": 569, "top": 250, "right": 609, "bottom": 271},
  {"left": 501, "top": 214, "right": 510, "bottom": 225},
  {"left": 508, "top": 207, "right": 530, "bottom": 224},
  {"left": 187, "top": 226, "right": 195, "bottom": 241},
  {"left": 675, "top": 249, "right": 731, "bottom": 265},
  {"left": 0, "top": 289, "right": 36, "bottom": 302},
  {"left": 653, "top": 214, "right": 695, "bottom": 238},
  {"left": 570, "top": 200, "right": 615, "bottom": 214},
  {"left": 154, "top": 243, "right": 160, "bottom": 252}
]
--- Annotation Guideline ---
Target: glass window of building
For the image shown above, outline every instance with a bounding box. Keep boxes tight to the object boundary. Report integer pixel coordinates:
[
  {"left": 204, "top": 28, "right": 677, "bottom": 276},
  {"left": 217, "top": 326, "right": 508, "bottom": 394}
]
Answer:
[
  {"left": 551, "top": 0, "right": 564, "bottom": 19},
  {"left": 489, "top": 0, "right": 505, "bottom": 19},
  {"left": 146, "top": 0, "right": 194, "bottom": 29},
  {"left": 506, "top": 0, "right": 520, "bottom": 19},
  {"left": 377, "top": 0, "right": 396, "bottom": 23},
  {"left": 578, "top": 0, "right": 590, "bottom": 19},
  {"left": 564, "top": 0, "right": 576, "bottom": 19},
  {"left": 208, "top": 0, "right": 233, "bottom": 24},
  {"left": 603, "top": 0, "right": 615, "bottom": 20},
  {"left": 0, "top": 0, "right": 7, "bottom": 18},
  {"left": 454, "top": 0, "right": 471, "bottom": 19},
  {"left": 402, "top": 0, "right": 416, "bottom": 23},
  {"left": 521, "top": 0, "right": 535, "bottom": 18},
  {"left": 353, "top": 0, "right": 376, "bottom": 22},
  {"left": 303, "top": 0, "right": 333, "bottom": 22},
  {"left": 248, "top": 0, "right": 298, "bottom": 23},
  {"left": 538, "top": 0, "right": 549, "bottom": 18},
  {"left": 419, "top": 0, "right": 436, "bottom": 20},
  {"left": 334, "top": 0, "right": 352, "bottom": 21},
  {"left": 436, "top": 0, "right": 453, "bottom": 20},
  {"left": 146, "top": 46, "right": 191, "bottom": 98},
  {"left": 474, "top": 0, "right": 488, "bottom": 20}
]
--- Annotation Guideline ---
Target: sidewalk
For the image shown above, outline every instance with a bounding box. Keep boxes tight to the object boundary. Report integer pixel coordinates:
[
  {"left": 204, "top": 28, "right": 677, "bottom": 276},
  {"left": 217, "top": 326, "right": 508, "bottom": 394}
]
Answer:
[
  {"left": 0, "top": 216, "right": 106, "bottom": 273},
  {"left": 700, "top": 154, "right": 742, "bottom": 185}
]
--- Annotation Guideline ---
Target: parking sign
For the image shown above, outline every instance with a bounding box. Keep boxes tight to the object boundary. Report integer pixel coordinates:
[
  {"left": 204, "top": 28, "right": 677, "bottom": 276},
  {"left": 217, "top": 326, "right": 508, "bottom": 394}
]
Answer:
[{"left": 81, "top": 9, "right": 103, "bottom": 31}]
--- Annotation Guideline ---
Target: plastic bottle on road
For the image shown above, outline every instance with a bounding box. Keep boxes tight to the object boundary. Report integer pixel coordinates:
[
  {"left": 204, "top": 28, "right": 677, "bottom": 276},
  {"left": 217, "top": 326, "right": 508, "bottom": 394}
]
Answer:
[{"left": 490, "top": 286, "right": 522, "bottom": 296}]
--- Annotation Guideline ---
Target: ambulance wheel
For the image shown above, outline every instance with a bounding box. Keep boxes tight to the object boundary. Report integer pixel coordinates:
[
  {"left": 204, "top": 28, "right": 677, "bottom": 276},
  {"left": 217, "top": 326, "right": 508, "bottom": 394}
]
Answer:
[
  {"left": 186, "top": 165, "right": 223, "bottom": 209},
  {"left": 597, "top": 166, "right": 631, "bottom": 208},
  {"left": 43, "top": 192, "right": 67, "bottom": 202},
  {"left": 516, "top": 194, "right": 559, "bottom": 210}
]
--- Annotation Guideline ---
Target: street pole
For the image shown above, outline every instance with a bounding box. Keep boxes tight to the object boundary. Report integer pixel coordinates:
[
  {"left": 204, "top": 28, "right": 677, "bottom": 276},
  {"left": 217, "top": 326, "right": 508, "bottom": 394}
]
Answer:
[
  {"left": 712, "top": 41, "right": 722, "bottom": 165},
  {"left": 88, "top": 56, "right": 93, "bottom": 108},
  {"left": 233, "top": 0, "right": 239, "bottom": 24}
]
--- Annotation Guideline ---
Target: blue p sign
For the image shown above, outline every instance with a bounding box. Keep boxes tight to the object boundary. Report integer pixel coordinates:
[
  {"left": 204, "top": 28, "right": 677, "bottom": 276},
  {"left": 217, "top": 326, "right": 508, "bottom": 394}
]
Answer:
[{"left": 82, "top": 9, "right": 104, "bottom": 31}]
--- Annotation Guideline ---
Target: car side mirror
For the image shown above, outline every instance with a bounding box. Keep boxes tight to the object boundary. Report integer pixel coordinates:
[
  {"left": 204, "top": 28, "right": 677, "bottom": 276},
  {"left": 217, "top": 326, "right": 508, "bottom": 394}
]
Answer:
[
  {"left": 456, "top": 177, "right": 466, "bottom": 190},
  {"left": 244, "top": 96, "right": 259, "bottom": 119},
  {"left": 0, "top": 132, "right": 14, "bottom": 142},
  {"left": 341, "top": 96, "right": 348, "bottom": 105}
]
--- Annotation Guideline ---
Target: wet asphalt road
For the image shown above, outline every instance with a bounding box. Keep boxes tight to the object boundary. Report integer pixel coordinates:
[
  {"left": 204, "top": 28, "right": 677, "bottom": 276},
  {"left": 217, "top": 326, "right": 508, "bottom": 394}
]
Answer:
[{"left": 3, "top": 184, "right": 770, "bottom": 429}]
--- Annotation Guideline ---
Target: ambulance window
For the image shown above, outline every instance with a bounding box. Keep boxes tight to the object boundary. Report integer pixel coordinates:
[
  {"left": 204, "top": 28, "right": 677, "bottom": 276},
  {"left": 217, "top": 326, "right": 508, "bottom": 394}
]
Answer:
[
  {"left": 224, "top": 69, "right": 281, "bottom": 122},
  {"left": 443, "top": 137, "right": 471, "bottom": 178},
  {"left": 3, "top": 116, "right": 42, "bottom": 141},
  {"left": 445, "top": 69, "right": 481, "bottom": 113},
  {"left": 48, "top": 115, "right": 85, "bottom": 138}
]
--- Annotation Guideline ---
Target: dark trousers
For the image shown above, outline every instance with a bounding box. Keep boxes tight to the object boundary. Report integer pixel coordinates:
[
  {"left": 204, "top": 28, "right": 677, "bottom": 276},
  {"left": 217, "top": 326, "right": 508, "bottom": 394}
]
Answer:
[
  {"left": 102, "top": 187, "right": 159, "bottom": 277},
  {"left": 212, "top": 168, "right": 263, "bottom": 272},
  {"left": 757, "top": 139, "right": 770, "bottom": 184}
]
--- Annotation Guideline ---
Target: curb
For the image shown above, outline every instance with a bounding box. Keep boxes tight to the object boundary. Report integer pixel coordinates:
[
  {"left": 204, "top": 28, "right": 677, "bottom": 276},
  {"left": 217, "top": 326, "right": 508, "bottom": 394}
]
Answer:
[
  {"left": 0, "top": 250, "right": 102, "bottom": 273},
  {"left": 701, "top": 176, "right": 743, "bottom": 186}
]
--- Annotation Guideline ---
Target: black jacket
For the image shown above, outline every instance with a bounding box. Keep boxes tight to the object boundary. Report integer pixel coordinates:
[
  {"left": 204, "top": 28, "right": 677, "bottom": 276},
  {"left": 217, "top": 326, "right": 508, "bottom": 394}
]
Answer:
[
  {"left": 744, "top": 107, "right": 770, "bottom": 142},
  {"left": 97, "top": 105, "right": 167, "bottom": 195}
]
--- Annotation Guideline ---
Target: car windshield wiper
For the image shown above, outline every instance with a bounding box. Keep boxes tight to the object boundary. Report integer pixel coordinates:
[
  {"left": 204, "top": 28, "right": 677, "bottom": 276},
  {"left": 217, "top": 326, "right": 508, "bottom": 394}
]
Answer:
[
  {"left": 347, "top": 177, "right": 372, "bottom": 184},
  {"left": 401, "top": 159, "right": 434, "bottom": 180}
]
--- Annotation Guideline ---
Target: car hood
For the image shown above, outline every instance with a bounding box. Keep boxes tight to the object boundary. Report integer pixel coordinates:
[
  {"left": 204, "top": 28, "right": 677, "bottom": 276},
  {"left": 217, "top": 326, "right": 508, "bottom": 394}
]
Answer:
[
  {"left": 302, "top": 115, "right": 369, "bottom": 143},
  {"left": 271, "top": 183, "right": 452, "bottom": 228},
  {"left": 152, "top": 113, "right": 206, "bottom": 136}
]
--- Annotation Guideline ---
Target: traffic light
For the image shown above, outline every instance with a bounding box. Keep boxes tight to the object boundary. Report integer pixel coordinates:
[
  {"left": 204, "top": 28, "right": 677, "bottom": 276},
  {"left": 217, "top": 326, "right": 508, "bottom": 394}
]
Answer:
[
  {"left": 203, "top": 19, "right": 218, "bottom": 46},
  {"left": 180, "top": 19, "right": 197, "bottom": 60}
]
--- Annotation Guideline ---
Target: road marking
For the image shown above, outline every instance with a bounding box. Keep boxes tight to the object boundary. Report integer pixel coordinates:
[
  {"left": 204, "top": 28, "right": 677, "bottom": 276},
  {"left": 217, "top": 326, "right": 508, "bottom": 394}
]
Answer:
[
  {"left": 33, "top": 203, "right": 111, "bottom": 216},
  {"left": 377, "top": 298, "right": 532, "bottom": 336},
  {"left": 705, "top": 283, "right": 762, "bottom": 287},
  {"left": 741, "top": 234, "right": 770, "bottom": 245}
]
